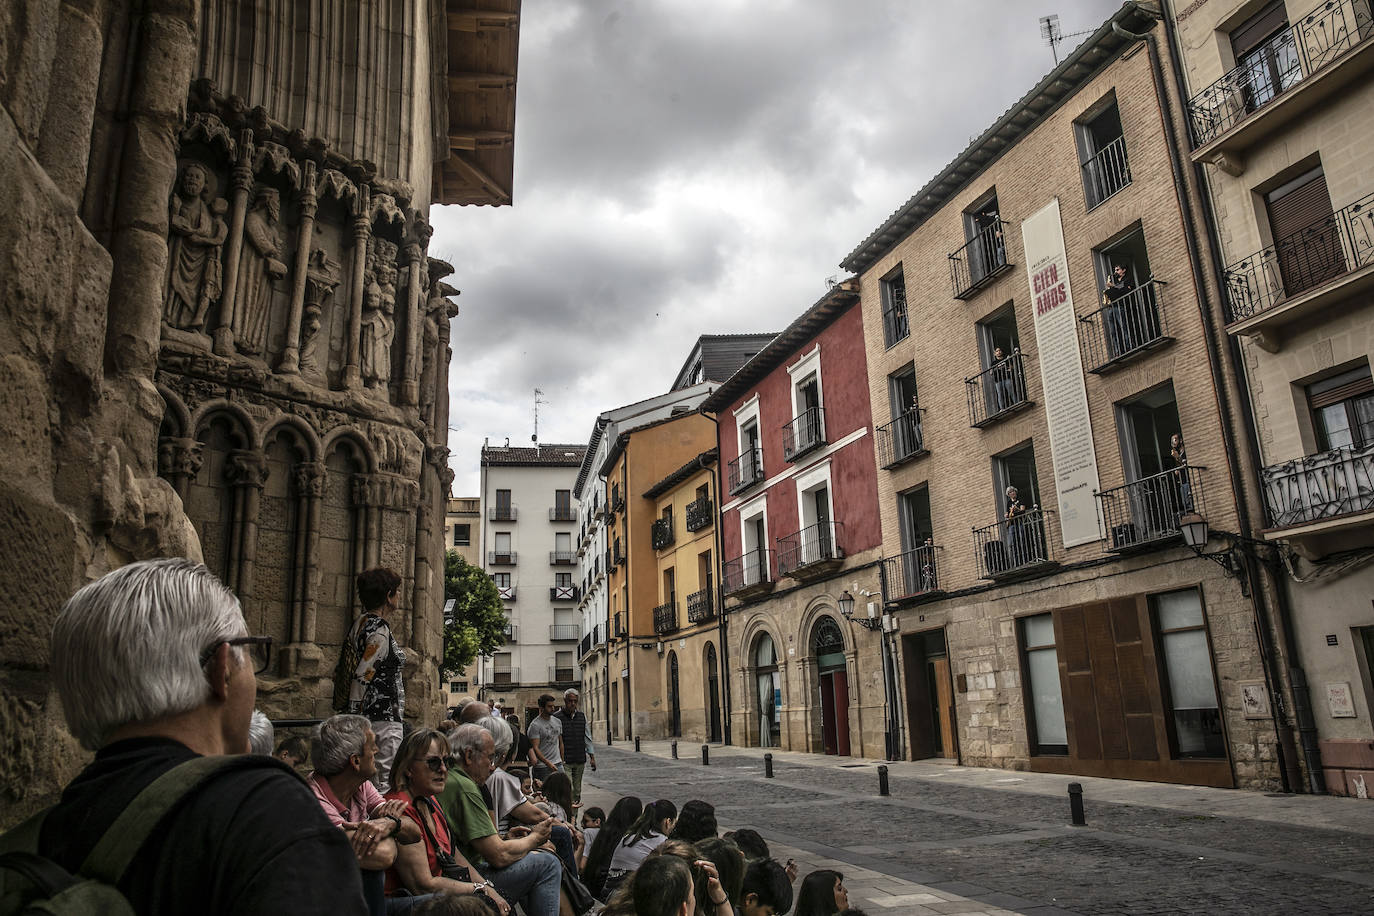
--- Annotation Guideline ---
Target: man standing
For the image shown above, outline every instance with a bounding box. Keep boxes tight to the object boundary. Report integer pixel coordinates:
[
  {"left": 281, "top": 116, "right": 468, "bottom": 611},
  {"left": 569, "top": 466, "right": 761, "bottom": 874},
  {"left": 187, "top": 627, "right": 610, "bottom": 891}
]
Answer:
[
  {"left": 526, "top": 694, "right": 564, "bottom": 783},
  {"left": 554, "top": 688, "right": 596, "bottom": 808},
  {"left": 338, "top": 567, "right": 407, "bottom": 790}
]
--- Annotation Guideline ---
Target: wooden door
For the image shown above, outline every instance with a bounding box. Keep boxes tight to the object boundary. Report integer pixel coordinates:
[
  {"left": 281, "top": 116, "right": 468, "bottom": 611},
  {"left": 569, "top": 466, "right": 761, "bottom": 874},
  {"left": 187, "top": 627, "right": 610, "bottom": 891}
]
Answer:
[
  {"left": 832, "top": 669, "right": 851, "bottom": 757},
  {"left": 931, "top": 656, "right": 955, "bottom": 758},
  {"left": 819, "top": 672, "right": 837, "bottom": 754}
]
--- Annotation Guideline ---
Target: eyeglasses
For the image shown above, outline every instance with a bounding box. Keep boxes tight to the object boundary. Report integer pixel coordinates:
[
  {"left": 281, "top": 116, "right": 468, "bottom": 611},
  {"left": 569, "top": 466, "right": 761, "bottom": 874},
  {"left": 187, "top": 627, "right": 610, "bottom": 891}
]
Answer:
[
  {"left": 424, "top": 755, "right": 458, "bottom": 774},
  {"left": 199, "top": 635, "right": 273, "bottom": 674}
]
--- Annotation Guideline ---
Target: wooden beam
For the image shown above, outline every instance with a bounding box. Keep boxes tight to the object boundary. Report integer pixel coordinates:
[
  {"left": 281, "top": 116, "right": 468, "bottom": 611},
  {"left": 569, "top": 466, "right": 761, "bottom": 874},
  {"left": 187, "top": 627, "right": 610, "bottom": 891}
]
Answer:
[
  {"left": 448, "top": 10, "right": 518, "bottom": 32},
  {"left": 446, "top": 153, "right": 511, "bottom": 205},
  {"left": 447, "top": 128, "right": 514, "bottom": 150},
  {"left": 447, "top": 72, "right": 516, "bottom": 92}
]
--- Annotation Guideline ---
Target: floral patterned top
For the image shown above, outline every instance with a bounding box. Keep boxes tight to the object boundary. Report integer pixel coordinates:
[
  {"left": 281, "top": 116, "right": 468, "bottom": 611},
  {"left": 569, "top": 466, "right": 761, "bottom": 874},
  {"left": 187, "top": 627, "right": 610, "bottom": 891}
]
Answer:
[{"left": 345, "top": 612, "right": 405, "bottom": 723}]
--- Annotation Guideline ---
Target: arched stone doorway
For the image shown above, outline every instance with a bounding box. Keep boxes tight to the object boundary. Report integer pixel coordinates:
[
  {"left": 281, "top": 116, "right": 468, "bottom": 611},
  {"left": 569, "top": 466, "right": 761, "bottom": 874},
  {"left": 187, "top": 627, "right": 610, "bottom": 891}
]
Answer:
[
  {"left": 812, "top": 615, "right": 850, "bottom": 756},
  {"left": 753, "top": 633, "right": 781, "bottom": 748},
  {"left": 704, "top": 642, "right": 722, "bottom": 743},
  {"left": 667, "top": 650, "right": 681, "bottom": 738}
]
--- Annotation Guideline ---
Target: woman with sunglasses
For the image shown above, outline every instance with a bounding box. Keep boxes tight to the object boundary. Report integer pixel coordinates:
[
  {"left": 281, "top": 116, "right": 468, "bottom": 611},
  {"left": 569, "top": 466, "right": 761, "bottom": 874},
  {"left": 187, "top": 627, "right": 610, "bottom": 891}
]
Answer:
[{"left": 384, "top": 728, "right": 509, "bottom": 915}]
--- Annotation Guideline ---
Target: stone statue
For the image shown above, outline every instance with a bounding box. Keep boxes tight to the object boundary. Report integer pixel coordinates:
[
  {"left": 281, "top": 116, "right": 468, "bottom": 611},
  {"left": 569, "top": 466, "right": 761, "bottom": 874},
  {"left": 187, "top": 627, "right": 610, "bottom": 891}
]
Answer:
[
  {"left": 361, "top": 237, "right": 398, "bottom": 390},
  {"left": 163, "top": 162, "right": 228, "bottom": 335},
  {"left": 233, "top": 187, "right": 288, "bottom": 357},
  {"left": 300, "top": 248, "right": 340, "bottom": 376}
]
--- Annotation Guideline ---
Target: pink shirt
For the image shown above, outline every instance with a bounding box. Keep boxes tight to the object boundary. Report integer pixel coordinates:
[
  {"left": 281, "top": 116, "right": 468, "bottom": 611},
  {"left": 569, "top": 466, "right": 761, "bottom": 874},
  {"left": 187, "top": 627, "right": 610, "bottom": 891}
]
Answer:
[{"left": 310, "top": 772, "right": 385, "bottom": 827}]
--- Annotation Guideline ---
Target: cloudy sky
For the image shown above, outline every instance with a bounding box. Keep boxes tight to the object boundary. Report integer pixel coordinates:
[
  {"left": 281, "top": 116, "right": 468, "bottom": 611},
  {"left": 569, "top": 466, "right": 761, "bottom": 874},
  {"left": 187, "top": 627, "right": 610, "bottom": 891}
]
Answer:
[{"left": 431, "top": 0, "right": 1120, "bottom": 496}]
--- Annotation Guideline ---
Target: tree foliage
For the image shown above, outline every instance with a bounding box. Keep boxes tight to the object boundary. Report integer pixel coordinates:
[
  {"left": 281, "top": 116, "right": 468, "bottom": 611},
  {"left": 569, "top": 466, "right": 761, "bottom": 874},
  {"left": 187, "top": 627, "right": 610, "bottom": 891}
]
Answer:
[{"left": 442, "top": 550, "right": 507, "bottom": 675}]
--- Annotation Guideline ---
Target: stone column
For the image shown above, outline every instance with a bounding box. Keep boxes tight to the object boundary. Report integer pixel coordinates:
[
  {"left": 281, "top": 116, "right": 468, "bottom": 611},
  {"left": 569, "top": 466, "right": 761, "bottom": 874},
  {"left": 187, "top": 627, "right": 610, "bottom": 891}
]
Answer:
[
  {"left": 224, "top": 450, "right": 268, "bottom": 601},
  {"left": 400, "top": 217, "right": 432, "bottom": 406},
  {"left": 277, "top": 161, "right": 318, "bottom": 374},
  {"left": 351, "top": 473, "right": 375, "bottom": 582},
  {"left": 157, "top": 437, "right": 203, "bottom": 502},
  {"left": 342, "top": 186, "right": 371, "bottom": 390},
  {"left": 293, "top": 460, "right": 327, "bottom": 644},
  {"left": 213, "top": 130, "right": 256, "bottom": 357}
]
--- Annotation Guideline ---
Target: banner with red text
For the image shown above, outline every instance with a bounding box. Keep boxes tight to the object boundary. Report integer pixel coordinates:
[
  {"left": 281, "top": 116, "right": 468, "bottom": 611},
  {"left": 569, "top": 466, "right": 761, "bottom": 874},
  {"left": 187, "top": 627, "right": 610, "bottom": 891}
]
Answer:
[{"left": 1022, "top": 198, "right": 1102, "bottom": 548}]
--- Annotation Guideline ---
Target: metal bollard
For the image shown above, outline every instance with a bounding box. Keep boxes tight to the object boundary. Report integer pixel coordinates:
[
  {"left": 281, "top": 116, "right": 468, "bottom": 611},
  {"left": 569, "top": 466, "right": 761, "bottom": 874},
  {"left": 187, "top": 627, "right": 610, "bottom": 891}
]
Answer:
[
  {"left": 671, "top": 740, "right": 678, "bottom": 759},
  {"left": 1068, "top": 782, "right": 1086, "bottom": 826},
  {"left": 764, "top": 753, "right": 774, "bottom": 778},
  {"left": 878, "top": 765, "right": 890, "bottom": 796},
  {"left": 634, "top": 736, "right": 641, "bottom": 752},
  {"left": 702, "top": 744, "right": 710, "bottom": 766}
]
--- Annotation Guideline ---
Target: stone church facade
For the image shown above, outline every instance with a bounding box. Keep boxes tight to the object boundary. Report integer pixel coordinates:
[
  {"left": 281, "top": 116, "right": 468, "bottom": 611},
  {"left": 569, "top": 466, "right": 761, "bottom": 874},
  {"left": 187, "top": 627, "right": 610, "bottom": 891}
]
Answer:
[{"left": 0, "top": 0, "right": 521, "bottom": 824}]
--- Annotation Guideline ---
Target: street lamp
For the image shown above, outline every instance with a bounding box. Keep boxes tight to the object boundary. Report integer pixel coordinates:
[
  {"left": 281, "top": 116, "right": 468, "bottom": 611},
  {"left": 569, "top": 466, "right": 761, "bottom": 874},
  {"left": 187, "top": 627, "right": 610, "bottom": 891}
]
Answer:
[
  {"left": 838, "top": 589, "right": 882, "bottom": 631},
  {"left": 1178, "top": 511, "right": 1286, "bottom": 595},
  {"left": 838, "top": 588, "right": 899, "bottom": 760}
]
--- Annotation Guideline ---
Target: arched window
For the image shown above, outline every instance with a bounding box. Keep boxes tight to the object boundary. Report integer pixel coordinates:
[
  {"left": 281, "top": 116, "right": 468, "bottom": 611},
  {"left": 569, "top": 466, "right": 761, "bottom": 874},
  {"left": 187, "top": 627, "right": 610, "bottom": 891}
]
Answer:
[{"left": 811, "top": 616, "right": 845, "bottom": 673}]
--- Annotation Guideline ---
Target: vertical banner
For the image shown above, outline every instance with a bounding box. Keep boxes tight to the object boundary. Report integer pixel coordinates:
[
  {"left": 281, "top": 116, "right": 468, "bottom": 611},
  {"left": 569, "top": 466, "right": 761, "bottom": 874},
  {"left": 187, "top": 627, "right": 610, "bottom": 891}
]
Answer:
[{"left": 1021, "top": 199, "right": 1102, "bottom": 548}]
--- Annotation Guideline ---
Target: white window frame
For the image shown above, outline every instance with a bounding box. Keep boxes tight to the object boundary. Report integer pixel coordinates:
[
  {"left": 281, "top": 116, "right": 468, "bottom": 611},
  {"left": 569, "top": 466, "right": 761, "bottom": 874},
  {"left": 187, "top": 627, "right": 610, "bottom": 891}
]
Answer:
[
  {"left": 737, "top": 494, "right": 769, "bottom": 586},
  {"left": 733, "top": 393, "right": 762, "bottom": 457},
  {"left": 793, "top": 460, "right": 835, "bottom": 565},
  {"left": 787, "top": 344, "right": 825, "bottom": 421}
]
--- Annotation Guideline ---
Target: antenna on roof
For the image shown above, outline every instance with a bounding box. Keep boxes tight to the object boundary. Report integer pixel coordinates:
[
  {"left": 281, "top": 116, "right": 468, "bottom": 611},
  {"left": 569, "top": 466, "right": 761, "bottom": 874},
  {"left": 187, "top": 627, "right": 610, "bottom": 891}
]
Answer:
[
  {"left": 532, "top": 388, "right": 546, "bottom": 444},
  {"left": 1040, "top": 14, "right": 1062, "bottom": 65},
  {"left": 825, "top": 275, "right": 838, "bottom": 289}
]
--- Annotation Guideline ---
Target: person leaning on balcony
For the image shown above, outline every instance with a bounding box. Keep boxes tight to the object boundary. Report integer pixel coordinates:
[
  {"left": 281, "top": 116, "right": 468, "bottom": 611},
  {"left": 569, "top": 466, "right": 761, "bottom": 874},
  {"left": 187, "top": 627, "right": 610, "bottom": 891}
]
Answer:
[
  {"left": 1005, "top": 486, "right": 1028, "bottom": 565},
  {"left": 1102, "top": 265, "right": 1135, "bottom": 356},
  {"left": 1171, "top": 433, "right": 1193, "bottom": 514},
  {"left": 991, "top": 347, "right": 1016, "bottom": 412}
]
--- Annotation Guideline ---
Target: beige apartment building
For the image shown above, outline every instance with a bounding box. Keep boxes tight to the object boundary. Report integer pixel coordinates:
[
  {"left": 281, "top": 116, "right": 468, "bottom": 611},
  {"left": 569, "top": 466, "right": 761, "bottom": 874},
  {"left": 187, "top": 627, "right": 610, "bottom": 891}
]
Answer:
[
  {"left": 1170, "top": 0, "right": 1374, "bottom": 796},
  {"left": 446, "top": 496, "right": 482, "bottom": 568},
  {"left": 842, "top": 3, "right": 1290, "bottom": 789}
]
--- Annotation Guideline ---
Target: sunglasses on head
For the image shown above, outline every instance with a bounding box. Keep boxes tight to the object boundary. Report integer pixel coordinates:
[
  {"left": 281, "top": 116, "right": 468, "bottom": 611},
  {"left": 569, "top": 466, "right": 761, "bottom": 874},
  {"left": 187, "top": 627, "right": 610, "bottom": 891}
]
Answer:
[{"left": 424, "top": 755, "right": 458, "bottom": 773}]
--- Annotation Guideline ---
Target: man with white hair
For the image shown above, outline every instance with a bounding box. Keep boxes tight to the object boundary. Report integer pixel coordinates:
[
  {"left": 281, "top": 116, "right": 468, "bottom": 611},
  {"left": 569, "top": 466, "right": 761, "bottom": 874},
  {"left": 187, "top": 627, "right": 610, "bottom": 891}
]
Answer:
[{"left": 24, "top": 558, "right": 366, "bottom": 914}]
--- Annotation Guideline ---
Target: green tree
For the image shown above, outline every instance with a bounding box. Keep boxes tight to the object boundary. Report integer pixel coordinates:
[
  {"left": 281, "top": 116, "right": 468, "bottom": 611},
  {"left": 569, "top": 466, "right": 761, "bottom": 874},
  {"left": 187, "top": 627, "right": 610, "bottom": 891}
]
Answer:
[{"left": 443, "top": 550, "right": 507, "bottom": 675}]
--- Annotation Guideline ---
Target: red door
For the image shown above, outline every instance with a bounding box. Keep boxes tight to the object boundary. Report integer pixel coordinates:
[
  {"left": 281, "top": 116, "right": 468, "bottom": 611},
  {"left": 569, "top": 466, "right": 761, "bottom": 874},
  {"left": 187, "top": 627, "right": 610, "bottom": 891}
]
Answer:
[
  {"left": 832, "top": 670, "right": 851, "bottom": 756},
  {"left": 820, "top": 673, "right": 837, "bottom": 754}
]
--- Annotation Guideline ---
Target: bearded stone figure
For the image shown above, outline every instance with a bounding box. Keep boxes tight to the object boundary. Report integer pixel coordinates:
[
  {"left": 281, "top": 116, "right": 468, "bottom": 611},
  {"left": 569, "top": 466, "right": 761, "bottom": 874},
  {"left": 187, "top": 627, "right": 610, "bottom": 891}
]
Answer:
[
  {"left": 233, "top": 187, "right": 288, "bottom": 357},
  {"left": 163, "top": 162, "right": 228, "bottom": 335},
  {"left": 361, "top": 237, "right": 399, "bottom": 390}
]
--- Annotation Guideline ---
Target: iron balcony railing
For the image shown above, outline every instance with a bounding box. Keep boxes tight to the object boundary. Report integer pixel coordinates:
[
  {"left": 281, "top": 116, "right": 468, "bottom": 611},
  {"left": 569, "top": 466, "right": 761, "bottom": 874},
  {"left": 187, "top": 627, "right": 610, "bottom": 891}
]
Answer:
[
  {"left": 974, "top": 507, "right": 1057, "bottom": 579},
  {"left": 653, "top": 600, "right": 678, "bottom": 635},
  {"left": 549, "top": 506, "right": 576, "bottom": 522},
  {"left": 549, "top": 666, "right": 576, "bottom": 683},
  {"left": 549, "top": 550, "right": 576, "bottom": 565},
  {"left": 489, "top": 505, "right": 517, "bottom": 521},
  {"left": 782, "top": 407, "right": 826, "bottom": 462},
  {"left": 965, "top": 351, "right": 1031, "bottom": 427},
  {"left": 613, "top": 613, "right": 625, "bottom": 639},
  {"left": 612, "top": 540, "right": 624, "bottom": 565},
  {"left": 1082, "top": 135, "right": 1132, "bottom": 209},
  {"left": 1263, "top": 441, "right": 1374, "bottom": 528},
  {"left": 722, "top": 549, "right": 773, "bottom": 595},
  {"left": 1079, "top": 280, "right": 1170, "bottom": 372},
  {"left": 593, "top": 624, "right": 605, "bottom": 648},
  {"left": 1188, "top": 0, "right": 1374, "bottom": 146},
  {"left": 488, "top": 550, "right": 517, "bottom": 565},
  {"left": 1224, "top": 190, "right": 1374, "bottom": 324},
  {"left": 777, "top": 521, "right": 845, "bottom": 576},
  {"left": 496, "top": 585, "right": 516, "bottom": 601},
  {"left": 876, "top": 407, "right": 926, "bottom": 469},
  {"left": 883, "top": 285, "right": 910, "bottom": 348},
  {"left": 550, "top": 624, "right": 581, "bottom": 641},
  {"left": 611, "top": 484, "right": 625, "bottom": 512},
  {"left": 550, "top": 585, "right": 579, "bottom": 601},
  {"left": 651, "top": 516, "right": 675, "bottom": 550},
  {"left": 685, "top": 496, "right": 713, "bottom": 532},
  {"left": 950, "top": 219, "right": 1012, "bottom": 299},
  {"left": 687, "top": 585, "right": 715, "bottom": 623},
  {"left": 579, "top": 634, "right": 591, "bottom": 658},
  {"left": 1097, "top": 466, "right": 1206, "bottom": 551},
  {"left": 879, "top": 544, "right": 943, "bottom": 604},
  {"left": 492, "top": 667, "right": 518, "bottom": 685},
  {"left": 728, "top": 446, "right": 764, "bottom": 494}
]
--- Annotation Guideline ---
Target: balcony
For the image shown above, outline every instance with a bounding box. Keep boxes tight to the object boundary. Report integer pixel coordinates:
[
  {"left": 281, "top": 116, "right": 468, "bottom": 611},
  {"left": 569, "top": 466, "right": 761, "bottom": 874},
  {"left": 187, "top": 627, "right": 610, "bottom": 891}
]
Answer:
[
  {"left": 489, "top": 505, "right": 517, "bottom": 522},
  {"left": 880, "top": 544, "right": 944, "bottom": 605},
  {"left": 950, "top": 219, "right": 1012, "bottom": 300},
  {"left": 722, "top": 549, "right": 774, "bottom": 600},
  {"left": 685, "top": 496, "right": 713, "bottom": 532},
  {"left": 579, "top": 633, "right": 592, "bottom": 658},
  {"left": 488, "top": 551, "right": 517, "bottom": 565},
  {"left": 1188, "top": 0, "right": 1374, "bottom": 164},
  {"left": 651, "top": 516, "right": 675, "bottom": 550},
  {"left": 549, "top": 550, "right": 576, "bottom": 565},
  {"left": 1263, "top": 442, "right": 1374, "bottom": 536},
  {"left": 611, "top": 484, "right": 625, "bottom": 512},
  {"left": 965, "top": 351, "right": 1033, "bottom": 428},
  {"left": 727, "top": 446, "right": 765, "bottom": 495},
  {"left": 613, "top": 613, "right": 625, "bottom": 639},
  {"left": 876, "top": 408, "right": 927, "bottom": 469},
  {"left": 549, "top": 506, "right": 576, "bottom": 522},
  {"left": 497, "top": 585, "right": 516, "bottom": 601},
  {"left": 686, "top": 586, "right": 716, "bottom": 623},
  {"left": 882, "top": 286, "right": 910, "bottom": 348},
  {"left": 653, "top": 600, "right": 679, "bottom": 635},
  {"left": 500, "top": 622, "right": 517, "bottom": 642},
  {"left": 550, "top": 585, "right": 579, "bottom": 601},
  {"left": 782, "top": 407, "right": 826, "bottom": 462},
  {"left": 1078, "top": 280, "right": 1173, "bottom": 373},
  {"left": 1097, "top": 466, "right": 1207, "bottom": 552},
  {"left": 1223, "top": 191, "right": 1374, "bottom": 347},
  {"left": 777, "top": 521, "right": 846, "bottom": 581},
  {"left": 593, "top": 624, "right": 604, "bottom": 648},
  {"left": 612, "top": 541, "right": 624, "bottom": 566},
  {"left": 550, "top": 624, "right": 581, "bottom": 641},
  {"left": 1082, "top": 134, "right": 1132, "bottom": 209},
  {"left": 492, "top": 667, "right": 518, "bottom": 685},
  {"left": 549, "top": 666, "right": 577, "bottom": 684},
  {"left": 974, "top": 508, "right": 1058, "bottom": 580}
]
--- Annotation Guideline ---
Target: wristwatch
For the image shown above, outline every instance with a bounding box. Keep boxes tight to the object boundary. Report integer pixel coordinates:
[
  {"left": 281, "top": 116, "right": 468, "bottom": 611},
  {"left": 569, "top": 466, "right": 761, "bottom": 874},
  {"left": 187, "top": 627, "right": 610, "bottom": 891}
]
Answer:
[
  {"left": 381, "top": 813, "right": 402, "bottom": 837},
  {"left": 472, "top": 882, "right": 489, "bottom": 897}
]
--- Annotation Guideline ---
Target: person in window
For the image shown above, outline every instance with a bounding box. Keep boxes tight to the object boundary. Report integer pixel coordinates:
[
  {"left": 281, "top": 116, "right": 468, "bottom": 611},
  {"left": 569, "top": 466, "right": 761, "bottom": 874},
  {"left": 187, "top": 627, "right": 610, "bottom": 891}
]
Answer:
[
  {"left": 1171, "top": 433, "right": 1193, "bottom": 515},
  {"left": 1004, "top": 486, "right": 1028, "bottom": 566},
  {"left": 1102, "top": 265, "right": 1135, "bottom": 356},
  {"left": 920, "top": 537, "right": 938, "bottom": 593},
  {"left": 990, "top": 347, "right": 1017, "bottom": 413}
]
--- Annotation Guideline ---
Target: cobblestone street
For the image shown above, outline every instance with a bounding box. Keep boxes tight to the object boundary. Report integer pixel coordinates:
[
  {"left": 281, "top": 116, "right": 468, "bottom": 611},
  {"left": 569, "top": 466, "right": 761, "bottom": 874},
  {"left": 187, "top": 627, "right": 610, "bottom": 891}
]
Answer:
[{"left": 584, "top": 744, "right": 1374, "bottom": 915}]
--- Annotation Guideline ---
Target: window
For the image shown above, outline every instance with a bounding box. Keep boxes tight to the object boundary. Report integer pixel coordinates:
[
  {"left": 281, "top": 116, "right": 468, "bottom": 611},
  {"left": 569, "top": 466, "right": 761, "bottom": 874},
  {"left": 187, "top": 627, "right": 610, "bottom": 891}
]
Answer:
[
  {"left": 740, "top": 501, "right": 769, "bottom": 586},
  {"left": 1108, "top": 384, "right": 1190, "bottom": 548},
  {"left": 1308, "top": 365, "right": 1374, "bottom": 451},
  {"left": 555, "top": 571, "right": 572, "bottom": 588},
  {"left": 555, "top": 532, "right": 571, "bottom": 552},
  {"left": 1020, "top": 614, "right": 1067, "bottom": 755},
  {"left": 884, "top": 365, "right": 923, "bottom": 462},
  {"left": 785, "top": 347, "right": 825, "bottom": 461},
  {"left": 971, "top": 308, "right": 1028, "bottom": 425},
  {"left": 1116, "top": 384, "right": 1183, "bottom": 481},
  {"left": 553, "top": 489, "right": 573, "bottom": 520},
  {"left": 881, "top": 266, "right": 910, "bottom": 347},
  {"left": 1153, "top": 589, "right": 1224, "bottom": 758},
  {"left": 494, "top": 489, "right": 513, "bottom": 520},
  {"left": 663, "top": 568, "right": 676, "bottom": 605},
  {"left": 452, "top": 523, "right": 470, "bottom": 547},
  {"left": 1230, "top": 1, "right": 1300, "bottom": 113},
  {"left": 493, "top": 652, "right": 513, "bottom": 684},
  {"left": 493, "top": 572, "right": 511, "bottom": 588},
  {"left": 1266, "top": 166, "right": 1343, "bottom": 297},
  {"left": 494, "top": 532, "right": 511, "bottom": 556},
  {"left": 954, "top": 191, "right": 1007, "bottom": 296},
  {"left": 1076, "top": 96, "right": 1130, "bottom": 208},
  {"left": 994, "top": 442, "right": 1040, "bottom": 510},
  {"left": 449, "top": 680, "right": 467, "bottom": 693},
  {"left": 1092, "top": 227, "right": 1161, "bottom": 361}
]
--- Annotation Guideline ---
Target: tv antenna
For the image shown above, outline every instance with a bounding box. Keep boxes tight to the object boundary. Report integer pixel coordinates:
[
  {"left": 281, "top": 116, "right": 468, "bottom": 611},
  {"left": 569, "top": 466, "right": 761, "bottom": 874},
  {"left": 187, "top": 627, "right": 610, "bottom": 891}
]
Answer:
[
  {"left": 532, "top": 388, "right": 547, "bottom": 444},
  {"left": 1040, "top": 14, "right": 1093, "bottom": 66}
]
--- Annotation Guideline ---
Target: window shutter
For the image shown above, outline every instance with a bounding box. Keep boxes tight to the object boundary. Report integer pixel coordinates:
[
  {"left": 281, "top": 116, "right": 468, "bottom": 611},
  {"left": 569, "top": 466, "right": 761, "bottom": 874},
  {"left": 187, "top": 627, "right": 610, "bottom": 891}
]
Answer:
[
  {"left": 1231, "top": 1, "right": 1288, "bottom": 57},
  {"left": 1267, "top": 169, "right": 1334, "bottom": 242}
]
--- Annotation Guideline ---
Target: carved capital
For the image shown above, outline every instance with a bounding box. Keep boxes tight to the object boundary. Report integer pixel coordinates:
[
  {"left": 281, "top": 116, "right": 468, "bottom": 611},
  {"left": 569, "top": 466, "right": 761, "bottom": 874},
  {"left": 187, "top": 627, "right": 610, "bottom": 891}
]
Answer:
[
  {"left": 158, "top": 437, "right": 203, "bottom": 479},
  {"left": 224, "top": 450, "right": 269, "bottom": 488},
  {"left": 296, "top": 161, "right": 319, "bottom": 214},
  {"left": 293, "top": 460, "right": 327, "bottom": 498}
]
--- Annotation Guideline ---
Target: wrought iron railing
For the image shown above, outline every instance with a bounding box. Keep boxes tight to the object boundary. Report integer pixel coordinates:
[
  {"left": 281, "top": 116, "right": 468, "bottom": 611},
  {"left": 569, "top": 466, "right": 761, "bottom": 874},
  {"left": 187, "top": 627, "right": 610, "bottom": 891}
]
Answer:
[
  {"left": 497, "top": 585, "right": 516, "bottom": 601},
  {"left": 612, "top": 539, "right": 624, "bottom": 566},
  {"left": 613, "top": 613, "right": 625, "bottom": 639},
  {"left": 1097, "top": 466, "right": 1206, "bottom": 551},
  {"left": 579, "top": 634, "right": 591, "bottom": 658},
  {"left": 549, "top": 550, "right": 576, "bottom": 565},
  {"left": 974, "top": 508, "right": 1057, "bottom": 579},
  {"left": 965, "top": 351, "right": 1030, "bottom": 427},
  {"left": 883, "top": 285, "right": 910, "bottom": 347},
  {"left": 488, "top": 550, "right": 517, "bottom": 565},
  {"left": 687, "top": 586, "right": 715, "bottom": 623},
  {"left": 1082, "top": 135, "right": 1131, "bottom": 209},
  {"left": 728, "top": 446, "right": 764, "bottom": 494},
  {"left": 782, "top": 407, "right": 826, "bottom": 462},
  {"left": 1078, "top": 280, "right": 1169, "bottom": 372},
  {"left": 549, "top": 666, "right": 576, "bottom": 683},
  {"left": 777, "top": 521, "right": 845, "bottom": 576},
  {"left": 549, "top": 624, "right": 581, "bottom": 641},
  {"left": 722, "top": 549, "right": 773, "bottom": 595},
  {"left": 1187, "top": 0, "right": 1374, "bottom": 146},
  {"left": 492, "top": 667, "right": 518, "bottom": 684},
  {"left": 950, "top": 219, "right": 1011, "bottom": 299},
  {"left": 879, "top": 544, "right": 943, "bottom": 603},
  {"left": 653, "top": 600, "right": 678, "bottom": 635},
  {"left": 1263, "top": 442, "right": 1374, "bottom": 528},
  {"left": 1224, "top": 191, "right": 1374, "bottom": 323},
  {"left": 876, "top": 408, "right": 926, "bottom": 469},
  {"left": 652, "top": 516, "right": 675, "bottom": 550},
  {"left": 550, "top": 585, "right": 579, "bottom": 601},
  {"left": 549, "top": 506, "right": 576, "bottom": 522},
  {"left": 685, "top": 496, "right": 713, "bottom": 532},
  {"left": 611, "top": 484, "right": 625, "bottom": 511},
  {"left": 489, "top": 505, "right": 517, "bottom": 521}
]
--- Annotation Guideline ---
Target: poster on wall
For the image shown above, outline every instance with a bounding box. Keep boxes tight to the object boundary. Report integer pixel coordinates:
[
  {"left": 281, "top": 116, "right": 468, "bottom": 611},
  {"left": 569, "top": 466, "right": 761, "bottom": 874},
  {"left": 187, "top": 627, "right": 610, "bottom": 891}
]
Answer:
[{"left": 1021, "top": 198, "right": 1103, "bottom": 548}]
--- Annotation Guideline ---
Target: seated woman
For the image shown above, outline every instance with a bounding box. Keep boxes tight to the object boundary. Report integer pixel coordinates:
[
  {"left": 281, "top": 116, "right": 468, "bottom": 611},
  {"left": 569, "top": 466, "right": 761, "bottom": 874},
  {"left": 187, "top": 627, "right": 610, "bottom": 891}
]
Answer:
[
  {"left": 602, "top": 799, "right": 677, "bottom": 898},
  {"left": 794, "top": 869, "right": 849, "bottom": 916},
  {"left": 536, "top": 771, "right": 581, "bottom": 873},
  {"left": 582, "top": 796, "right": 642, "bottom": 899},
  {"left": 384, "top": 727, "right": 510, "bottom": 916}
]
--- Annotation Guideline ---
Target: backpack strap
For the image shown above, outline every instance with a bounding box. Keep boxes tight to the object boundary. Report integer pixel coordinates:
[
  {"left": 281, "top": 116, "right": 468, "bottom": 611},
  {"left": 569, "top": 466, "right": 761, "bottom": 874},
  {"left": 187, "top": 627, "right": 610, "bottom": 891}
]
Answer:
[{"left": 78, "top": 754, "right": 298, "bottom": 884}]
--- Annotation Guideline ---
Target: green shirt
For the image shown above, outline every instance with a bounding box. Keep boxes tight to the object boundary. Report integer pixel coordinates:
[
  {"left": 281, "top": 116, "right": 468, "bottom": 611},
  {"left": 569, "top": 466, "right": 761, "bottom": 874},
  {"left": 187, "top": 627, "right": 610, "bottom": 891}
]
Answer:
[{"left": 437, "top": 768, "right": 497, "bottom": 866}]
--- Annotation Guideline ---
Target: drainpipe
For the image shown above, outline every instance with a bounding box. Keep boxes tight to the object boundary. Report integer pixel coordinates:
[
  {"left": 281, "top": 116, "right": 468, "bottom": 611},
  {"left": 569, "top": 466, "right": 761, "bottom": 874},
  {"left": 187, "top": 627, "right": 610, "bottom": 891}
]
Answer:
[
  {"left": 1116, "top": 5, "right": 1315, "bottom": 791},
  {"left": 704, "top": 406, "right": 733, "bottom": 746}
]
